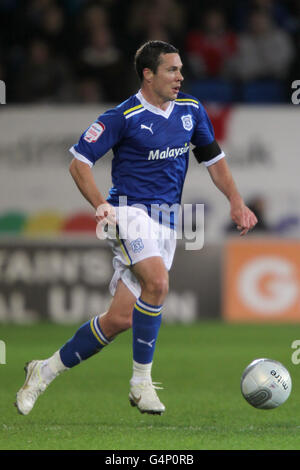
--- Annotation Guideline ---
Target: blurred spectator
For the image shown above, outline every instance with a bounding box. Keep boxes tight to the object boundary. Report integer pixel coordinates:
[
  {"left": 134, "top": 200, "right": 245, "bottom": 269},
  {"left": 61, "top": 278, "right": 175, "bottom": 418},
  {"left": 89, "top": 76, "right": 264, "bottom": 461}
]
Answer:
[
  {"left": 22, "top": 0, "right": 59, "bottom": 38},
  {"left": 125, "top": 0, "right": 186, "bottom": 56},
  {"left": 81, "top": 3, "right": 110, "bottom": 34},
  {"left": 73, "top": 3, "right": 111, "bottom": 49},
  {"left": 230, "top": 8, "right": 295, "bottom": 80},
  {"left": 37, "top": 4, "right": 69, "bottom": 54},
  {"left": 78, "top": 27, "right": 132, "bottom": 102},
  {"left": 0, "top": 1, "right": 298, "bottom": 103},
  {"left": 127, "top": 0, "right": 186, "bottom": 37},
  {"left": 233, "top": 0, "right": 297, "bottom": 33},
  {"left": 0, "top": 43, "right": 7, "bottom": 81},
  {"left": 185, "top": 8, "right": 238, "bottom": 79},
  {"left": 13, "top": 38, "right": 73, "bottom": 102},
  {"left": 140, "top": 5, "right": 174, "bottom": 43},
  {"left": 75, "top": 76, "right": 103, "bottom": 103},
  {"left": 288, "top": 0, "right": 300, "bottom": 81}
]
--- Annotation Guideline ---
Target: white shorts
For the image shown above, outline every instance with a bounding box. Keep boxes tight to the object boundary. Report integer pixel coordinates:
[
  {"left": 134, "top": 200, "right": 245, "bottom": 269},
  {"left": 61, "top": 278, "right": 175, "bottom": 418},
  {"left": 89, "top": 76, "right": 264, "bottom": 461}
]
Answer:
[{"left": 106, "top": 206, "right": 177, "bottom": 299}]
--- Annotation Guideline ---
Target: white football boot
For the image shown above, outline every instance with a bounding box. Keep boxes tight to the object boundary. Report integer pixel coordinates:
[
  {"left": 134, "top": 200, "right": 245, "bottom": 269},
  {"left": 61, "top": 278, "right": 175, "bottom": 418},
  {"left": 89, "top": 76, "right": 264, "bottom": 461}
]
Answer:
[
  {"left": 15, "top": 360, "right": 51, "bottom": 415},
  {"left": 129, "top": 380, "right": 165, "bottom": 415}
]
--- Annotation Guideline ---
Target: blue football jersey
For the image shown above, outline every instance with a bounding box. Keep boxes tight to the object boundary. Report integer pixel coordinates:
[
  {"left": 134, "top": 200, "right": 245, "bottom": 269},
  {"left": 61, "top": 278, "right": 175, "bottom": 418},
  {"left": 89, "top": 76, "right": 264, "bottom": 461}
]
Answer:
[{"left": 70, "top": 90, "right": 225, "bottom": 227}]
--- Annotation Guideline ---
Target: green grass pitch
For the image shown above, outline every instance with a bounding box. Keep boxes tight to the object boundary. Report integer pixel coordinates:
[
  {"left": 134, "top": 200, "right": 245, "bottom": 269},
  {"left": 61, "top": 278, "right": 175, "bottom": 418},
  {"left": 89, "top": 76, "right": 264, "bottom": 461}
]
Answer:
[{"left": 1, "top": 321, "right": 300, "bottom": 450}]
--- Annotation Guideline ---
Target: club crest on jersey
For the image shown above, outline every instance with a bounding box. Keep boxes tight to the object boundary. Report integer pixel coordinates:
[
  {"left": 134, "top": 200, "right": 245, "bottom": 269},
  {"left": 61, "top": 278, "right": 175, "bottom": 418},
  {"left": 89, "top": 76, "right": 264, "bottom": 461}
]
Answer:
[
  {"left": 181, "top": 114, "right": 193, "bottom": 131},
  {"left": 84, "top": 121, "right": 105, "bottom": 143}
]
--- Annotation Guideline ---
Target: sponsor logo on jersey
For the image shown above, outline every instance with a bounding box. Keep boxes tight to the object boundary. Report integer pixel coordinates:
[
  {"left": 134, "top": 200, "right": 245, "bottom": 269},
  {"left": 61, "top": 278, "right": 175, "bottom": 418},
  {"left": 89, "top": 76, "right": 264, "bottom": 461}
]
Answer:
[
  {"left": 181, "top": 114, "right": 193, "bottom": 131},
  {"left": 84, "top": 121, "right": 105, "bottom": 143},
  {"left": 141, "top": 123, "right": 154, "bottom": 134},
  {"left": 148, "top": 144, "right": 189, "bottom": 160}
]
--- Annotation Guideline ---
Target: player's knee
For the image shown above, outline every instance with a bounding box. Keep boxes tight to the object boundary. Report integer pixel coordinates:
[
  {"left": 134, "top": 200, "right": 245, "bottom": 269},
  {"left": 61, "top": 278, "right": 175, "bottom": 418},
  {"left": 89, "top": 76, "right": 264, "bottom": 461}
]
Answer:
[{"left": 145, "top": 276, "right": 169, "bottom": 300}]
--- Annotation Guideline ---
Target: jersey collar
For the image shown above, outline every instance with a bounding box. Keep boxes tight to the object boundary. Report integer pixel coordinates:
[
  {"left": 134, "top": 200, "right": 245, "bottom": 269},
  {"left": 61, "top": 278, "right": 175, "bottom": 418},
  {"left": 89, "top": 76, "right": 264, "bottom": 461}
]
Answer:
[{"left": 136, "top": 90, "right": 174, "bottom": 119}]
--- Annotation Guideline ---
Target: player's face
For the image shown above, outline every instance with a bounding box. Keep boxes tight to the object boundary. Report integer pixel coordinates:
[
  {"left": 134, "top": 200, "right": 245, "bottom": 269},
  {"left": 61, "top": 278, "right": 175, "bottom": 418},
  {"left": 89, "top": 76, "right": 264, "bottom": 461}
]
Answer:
[{"left": 151, "top": 53, "right": 184, "bottom": 102}]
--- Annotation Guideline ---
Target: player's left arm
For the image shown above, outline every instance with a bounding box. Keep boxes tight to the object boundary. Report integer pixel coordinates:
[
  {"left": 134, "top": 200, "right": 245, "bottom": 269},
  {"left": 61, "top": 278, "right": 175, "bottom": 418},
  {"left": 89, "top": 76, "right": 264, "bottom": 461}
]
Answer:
[
  {"left": 207, "top": 158, "right": 257, "bottom": 236},
  {"left": 191, "top": 102, "right": 257, "bottom": 236}
]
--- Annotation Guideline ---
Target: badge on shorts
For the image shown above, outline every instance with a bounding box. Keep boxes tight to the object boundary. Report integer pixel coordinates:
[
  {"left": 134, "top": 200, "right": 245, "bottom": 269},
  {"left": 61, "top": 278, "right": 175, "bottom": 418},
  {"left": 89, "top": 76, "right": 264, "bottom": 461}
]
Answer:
[
  {"left": 130, "top": 238, "right": 144, "bottom": 253},
  {"left": 84, "top": 121, "right": 105, "bottom": 143},
  {"left": 181, "top": 114, "right": 193, "bottom": 131}
]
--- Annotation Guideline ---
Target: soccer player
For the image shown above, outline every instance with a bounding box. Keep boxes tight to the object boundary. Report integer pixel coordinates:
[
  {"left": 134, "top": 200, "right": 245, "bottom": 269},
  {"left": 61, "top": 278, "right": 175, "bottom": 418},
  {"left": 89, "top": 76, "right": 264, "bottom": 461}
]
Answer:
[{"left": 15, "top": 41, "right": 257, "bottom": 416}]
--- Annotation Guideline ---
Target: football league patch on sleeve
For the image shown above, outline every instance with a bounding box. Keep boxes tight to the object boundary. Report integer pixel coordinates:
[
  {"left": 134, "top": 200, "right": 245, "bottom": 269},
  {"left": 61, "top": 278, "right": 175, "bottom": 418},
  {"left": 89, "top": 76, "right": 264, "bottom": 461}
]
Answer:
[{"left": 84, "top": 121, "right": 105, "bottom": 143}]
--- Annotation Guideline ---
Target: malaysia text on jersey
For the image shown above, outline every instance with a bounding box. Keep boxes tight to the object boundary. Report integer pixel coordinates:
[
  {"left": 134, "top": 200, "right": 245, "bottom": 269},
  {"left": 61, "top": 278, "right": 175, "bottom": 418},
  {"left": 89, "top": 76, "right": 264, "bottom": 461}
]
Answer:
[{"left": 70, "top": 91, "right": 225, "bottom": 228}]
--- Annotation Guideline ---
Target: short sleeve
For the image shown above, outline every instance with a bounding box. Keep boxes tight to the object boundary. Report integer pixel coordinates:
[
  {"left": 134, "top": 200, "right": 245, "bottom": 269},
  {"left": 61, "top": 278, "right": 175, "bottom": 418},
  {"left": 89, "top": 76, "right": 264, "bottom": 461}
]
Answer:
[
  {"left": 69, "top": 107, "right": 126, "bottom": 167},
  {"left": 191, "top": 105, "right": 225, "bottom": 166}
]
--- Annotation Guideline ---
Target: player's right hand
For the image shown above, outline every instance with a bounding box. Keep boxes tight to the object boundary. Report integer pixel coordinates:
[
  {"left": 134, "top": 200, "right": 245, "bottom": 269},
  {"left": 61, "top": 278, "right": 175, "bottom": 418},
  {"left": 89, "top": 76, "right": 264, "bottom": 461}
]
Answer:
[
  {"left": 95, "top": 202, "right": 116, "bottom": 239},
  {"left": 95, "top": 202, "right": 116, "bottom": 224}
]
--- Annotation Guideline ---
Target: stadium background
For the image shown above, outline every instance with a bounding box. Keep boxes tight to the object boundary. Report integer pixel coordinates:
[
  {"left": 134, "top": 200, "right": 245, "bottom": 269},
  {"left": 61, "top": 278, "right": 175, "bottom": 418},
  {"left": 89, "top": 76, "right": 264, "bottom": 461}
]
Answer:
[{"left": 0, "top": 0, "right": 300, "bottom": 325}]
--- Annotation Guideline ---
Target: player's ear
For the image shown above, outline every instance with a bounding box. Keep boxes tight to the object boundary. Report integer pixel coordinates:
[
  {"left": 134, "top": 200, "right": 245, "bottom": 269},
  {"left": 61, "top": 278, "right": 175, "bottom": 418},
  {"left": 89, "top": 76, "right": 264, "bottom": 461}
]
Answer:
[{"left": 143, "top": 68, "right": 154, "bottom": 83}]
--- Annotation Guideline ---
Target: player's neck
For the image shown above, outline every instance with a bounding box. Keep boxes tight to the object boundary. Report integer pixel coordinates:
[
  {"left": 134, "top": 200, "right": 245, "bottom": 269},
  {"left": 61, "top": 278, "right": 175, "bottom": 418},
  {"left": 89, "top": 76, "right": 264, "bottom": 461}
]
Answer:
[{"left": 139, "top": 88, "right": 171, "bottom": 112}]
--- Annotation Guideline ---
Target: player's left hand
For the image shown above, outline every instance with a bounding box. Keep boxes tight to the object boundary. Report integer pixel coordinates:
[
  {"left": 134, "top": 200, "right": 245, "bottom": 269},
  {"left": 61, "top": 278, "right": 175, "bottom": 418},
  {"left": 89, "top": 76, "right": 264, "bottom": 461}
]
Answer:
[{"left": 230, "top": 201, "right": 258, "bottom": 236}]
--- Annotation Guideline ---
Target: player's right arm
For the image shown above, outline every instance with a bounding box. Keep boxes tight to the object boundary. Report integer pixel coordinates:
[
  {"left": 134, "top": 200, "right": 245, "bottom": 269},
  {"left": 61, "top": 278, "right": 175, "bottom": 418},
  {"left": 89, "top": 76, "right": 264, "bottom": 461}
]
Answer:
[
  {"left": 69, "top": 107, "right": 126, "bottom": 223},
  {"left": 69, "top": 158, "right": 106, "bottom": 208},
  {"left": 69, "top": 159, "right": 115, "bottom": 225}
]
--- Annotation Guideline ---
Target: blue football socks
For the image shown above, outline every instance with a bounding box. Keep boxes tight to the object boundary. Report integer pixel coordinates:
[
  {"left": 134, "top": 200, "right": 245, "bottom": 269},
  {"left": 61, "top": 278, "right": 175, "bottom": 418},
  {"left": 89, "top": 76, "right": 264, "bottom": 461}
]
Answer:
[
  {"left": 57, "top": 299, "right": 163, "bottom": 372},
  {"left": 59, "top": 316, "right": 111, "bottom": 368},
  {"left": 132, "top": 298, "right": 163, "bottom": 365}
]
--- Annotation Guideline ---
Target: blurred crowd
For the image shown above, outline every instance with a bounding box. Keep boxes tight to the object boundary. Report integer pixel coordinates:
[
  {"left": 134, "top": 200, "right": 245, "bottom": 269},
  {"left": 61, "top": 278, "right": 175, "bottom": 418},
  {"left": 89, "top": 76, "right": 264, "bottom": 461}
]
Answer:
[{"left": 0, "top": 0, "right": 299, "bottom": 103}]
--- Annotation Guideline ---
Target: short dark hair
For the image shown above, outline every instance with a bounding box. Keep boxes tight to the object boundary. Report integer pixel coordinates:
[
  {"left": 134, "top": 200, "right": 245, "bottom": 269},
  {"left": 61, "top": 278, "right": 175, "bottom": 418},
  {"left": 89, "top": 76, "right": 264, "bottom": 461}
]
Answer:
[{"left": 134, "top": 40, "right": 179, "bottom": 82}]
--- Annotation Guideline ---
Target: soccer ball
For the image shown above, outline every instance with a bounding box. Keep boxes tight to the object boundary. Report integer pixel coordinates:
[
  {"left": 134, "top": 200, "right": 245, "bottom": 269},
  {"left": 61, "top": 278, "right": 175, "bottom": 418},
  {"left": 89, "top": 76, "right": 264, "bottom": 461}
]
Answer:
[{"left": 241, "top": 358, "right": 292, "bottom": 409}]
